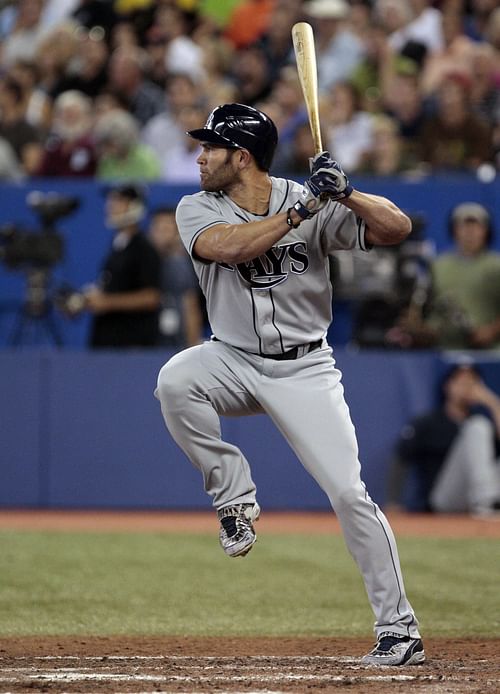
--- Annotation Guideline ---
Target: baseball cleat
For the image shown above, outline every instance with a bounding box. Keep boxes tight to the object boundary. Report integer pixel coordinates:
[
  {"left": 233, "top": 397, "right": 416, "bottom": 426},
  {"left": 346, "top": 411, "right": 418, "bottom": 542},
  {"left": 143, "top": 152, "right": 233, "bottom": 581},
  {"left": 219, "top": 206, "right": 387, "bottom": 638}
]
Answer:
[
  {"left": 217, "top": 502, "right": 260, "bottom": 557},
  {"left": 361, "top": 633, "right": 425, "bottom": 666}
]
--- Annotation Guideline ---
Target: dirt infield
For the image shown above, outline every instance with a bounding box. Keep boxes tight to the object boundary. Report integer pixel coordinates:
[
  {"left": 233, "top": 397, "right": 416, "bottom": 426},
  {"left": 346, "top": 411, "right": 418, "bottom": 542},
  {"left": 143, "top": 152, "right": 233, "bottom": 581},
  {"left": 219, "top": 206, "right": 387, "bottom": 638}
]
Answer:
[
  {"left": 0, "top": 636, "right": 499, "bottom": 693},
  {"left": 0, "top": 511, "right": 499, "bottom": 693}
]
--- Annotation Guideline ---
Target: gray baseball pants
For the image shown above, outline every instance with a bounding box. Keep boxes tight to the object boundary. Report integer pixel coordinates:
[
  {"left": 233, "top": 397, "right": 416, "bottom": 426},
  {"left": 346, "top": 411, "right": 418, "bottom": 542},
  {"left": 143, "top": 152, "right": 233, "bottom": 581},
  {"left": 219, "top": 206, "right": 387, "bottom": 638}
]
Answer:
[{"left": 155, "top": 339, "right": 420, "bottom": 639}]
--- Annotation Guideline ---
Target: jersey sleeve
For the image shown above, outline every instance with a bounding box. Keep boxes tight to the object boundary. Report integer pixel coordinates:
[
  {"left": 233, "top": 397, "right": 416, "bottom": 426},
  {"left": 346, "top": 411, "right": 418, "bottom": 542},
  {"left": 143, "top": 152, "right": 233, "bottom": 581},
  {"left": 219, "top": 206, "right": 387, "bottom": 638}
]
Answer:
[
  {"left": 175, "top": 193, "right": 227, "bottom": 259},
  {"left": 317, "top": 201, "right": 370, "bottom": 254}
]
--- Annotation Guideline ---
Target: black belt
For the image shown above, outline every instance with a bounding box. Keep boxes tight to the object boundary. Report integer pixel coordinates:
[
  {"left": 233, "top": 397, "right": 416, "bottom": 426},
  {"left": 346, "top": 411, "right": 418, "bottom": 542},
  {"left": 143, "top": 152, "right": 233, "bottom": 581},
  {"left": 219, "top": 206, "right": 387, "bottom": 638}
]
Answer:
[{"left": 213, "top": 337, "right": 322, "bottom": 361}]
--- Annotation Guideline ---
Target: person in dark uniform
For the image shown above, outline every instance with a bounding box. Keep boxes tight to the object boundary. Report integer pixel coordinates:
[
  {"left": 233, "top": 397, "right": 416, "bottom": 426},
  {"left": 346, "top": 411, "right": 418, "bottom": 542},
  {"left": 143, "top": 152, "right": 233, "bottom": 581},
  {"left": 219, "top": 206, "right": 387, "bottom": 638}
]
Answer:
[{"left": 85, "top": 183, "right": 161, "bottom": 348}]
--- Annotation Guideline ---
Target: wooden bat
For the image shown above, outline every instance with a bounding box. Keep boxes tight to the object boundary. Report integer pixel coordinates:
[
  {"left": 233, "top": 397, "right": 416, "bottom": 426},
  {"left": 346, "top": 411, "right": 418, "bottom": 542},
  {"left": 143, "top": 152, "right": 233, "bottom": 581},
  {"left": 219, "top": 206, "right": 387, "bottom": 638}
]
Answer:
[{"left": 291, "top": 21, "right": 323, "bottom": 155}]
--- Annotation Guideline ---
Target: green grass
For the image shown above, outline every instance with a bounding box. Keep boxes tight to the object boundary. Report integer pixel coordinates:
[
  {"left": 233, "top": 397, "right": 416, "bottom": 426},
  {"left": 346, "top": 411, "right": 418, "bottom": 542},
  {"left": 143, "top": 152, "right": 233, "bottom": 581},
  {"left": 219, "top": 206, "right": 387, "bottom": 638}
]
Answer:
[{"left": 0, "top": 531, "right": 498, "bottom": 637}]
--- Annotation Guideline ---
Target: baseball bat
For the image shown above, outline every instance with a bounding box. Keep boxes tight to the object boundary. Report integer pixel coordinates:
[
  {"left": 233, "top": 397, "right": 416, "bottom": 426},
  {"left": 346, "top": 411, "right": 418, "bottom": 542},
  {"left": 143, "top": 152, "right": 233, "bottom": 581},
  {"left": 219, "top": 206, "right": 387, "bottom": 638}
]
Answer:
[{"left": 291, "top": 21, "right": 323, "bottom": 155}]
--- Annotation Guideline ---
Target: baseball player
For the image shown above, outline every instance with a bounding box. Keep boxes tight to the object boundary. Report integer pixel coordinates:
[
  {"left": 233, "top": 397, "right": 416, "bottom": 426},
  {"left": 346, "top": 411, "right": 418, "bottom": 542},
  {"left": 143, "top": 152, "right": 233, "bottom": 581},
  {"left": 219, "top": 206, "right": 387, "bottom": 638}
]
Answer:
[{"left": 155, "top": 103, "right": 424, "bottom": 666}]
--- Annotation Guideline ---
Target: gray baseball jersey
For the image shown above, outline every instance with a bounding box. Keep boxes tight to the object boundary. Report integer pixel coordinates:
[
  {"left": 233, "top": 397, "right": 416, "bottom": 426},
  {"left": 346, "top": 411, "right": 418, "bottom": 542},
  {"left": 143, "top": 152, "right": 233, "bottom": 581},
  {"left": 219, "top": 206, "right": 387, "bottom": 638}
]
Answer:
[{"left": 176, "top": 176, "right": 368, "bottom": 354}]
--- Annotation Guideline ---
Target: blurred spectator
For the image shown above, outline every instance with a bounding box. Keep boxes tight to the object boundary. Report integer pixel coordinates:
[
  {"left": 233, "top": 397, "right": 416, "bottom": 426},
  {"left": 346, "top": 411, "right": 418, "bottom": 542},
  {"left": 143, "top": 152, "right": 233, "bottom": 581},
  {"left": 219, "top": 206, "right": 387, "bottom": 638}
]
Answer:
[
  {"left": 55, "top": 26, "right": 110, "bottom": 98},
  {"left": 0, "top": 76, "right": 44, "bottom": 175},
  {"left": 0, "top": 0, "right": 45, "bottom": 68},
  {"left": 265, "top": 66, "right": 307, "bottom": 171},
  {"left": 35, "top": 89, "right": 97, "bottom": 177},
  {"left": 253, "top": 0, "right": 300, "bottom": 83},
  {"left": 107, "top": 46, "right": 165, "bottom": 127},
  {"left": 141, "top": 73, "right": 204, "bottom": 165},
  {"left": 34, "top": 21, "right": 81, "bottom": 100},
  {"left": 306, "top": 0, "right": 366, "bottom": 94},
  {"left": 94, "top": 109, "right": 161, "bottom": 181},
  {"left": 224, "top": 0, "right": 274, "bottom": 50},
  {"left": 147, "top": 206, "right": 203, "bottom": 348},
  {"left": 158, "top": 105, "right": 205, "bottom": 183},
  {"left": 382, "top": 62, "right": 427, "bottom": 167},
  {"left": 386, "top": 0, "right": 444, "bottom": 55},
  {"left": 109, "top": 20, "right": 140, "bottom": 51},
  {"left": 271, "top": 119, "right": 315, "bottom": 176},
  {"left": 153, "top": 4, "right": 205, "bottom": 84},
  {"left": 40, "top": 0, "right": 80, "bottom": 31},
  {"left": 232, "top": 45, "right": 273, "bottom": 105},
  {"left": 463, "top": 0, "right": 499, "bottom": 42},
  {"left": 0, "top": 137, "right": 25, "bottom": 181},
  {"left": 85, "top": 183, "right": 161, "bottom": 349},
  {"left": 394, "top": 363, "right": 500, "bottom": 516},
  {"left": 360, "top": 113, "right": 413, "bottom": 175},
  {"left": 71, "top": 0, "right": 118, "bottom": 37},
  {"left": 418, "top": 71, "right": 493, "bottom": 171},
  {"left": 8, "top": 60, "right": 52, "bottom": 131},
  {"left": 392, "top": 202, "right": 500, "bottom": 350},
  {"left": 323, "top": 80, "right": 374, "bottom": 172}
]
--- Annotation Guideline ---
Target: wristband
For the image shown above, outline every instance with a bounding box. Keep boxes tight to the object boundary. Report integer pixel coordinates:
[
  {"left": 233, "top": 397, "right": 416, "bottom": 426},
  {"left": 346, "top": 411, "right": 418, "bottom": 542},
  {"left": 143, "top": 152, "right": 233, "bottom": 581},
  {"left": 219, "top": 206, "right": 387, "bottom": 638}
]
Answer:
[
  {"left": 293, "top": 200, "right": 314, "bottom": 220},
  {"left": 286, "top": 207, "right": 300, "bottom": 228}
]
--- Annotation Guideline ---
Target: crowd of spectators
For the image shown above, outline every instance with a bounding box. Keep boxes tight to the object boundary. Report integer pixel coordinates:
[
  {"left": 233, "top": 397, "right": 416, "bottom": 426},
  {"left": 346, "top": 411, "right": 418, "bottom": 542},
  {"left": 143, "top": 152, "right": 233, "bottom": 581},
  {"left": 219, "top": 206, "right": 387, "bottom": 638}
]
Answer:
[{"left": 0, "top": 0, "right": 498, "bottom": 184}]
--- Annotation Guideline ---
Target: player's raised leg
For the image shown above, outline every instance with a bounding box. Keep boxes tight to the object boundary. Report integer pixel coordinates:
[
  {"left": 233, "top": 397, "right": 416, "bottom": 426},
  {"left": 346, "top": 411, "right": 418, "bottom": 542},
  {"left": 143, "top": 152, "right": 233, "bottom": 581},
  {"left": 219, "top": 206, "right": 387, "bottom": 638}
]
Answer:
[{"left": 155, "top": 341, "right": 263, "bottom": 557}]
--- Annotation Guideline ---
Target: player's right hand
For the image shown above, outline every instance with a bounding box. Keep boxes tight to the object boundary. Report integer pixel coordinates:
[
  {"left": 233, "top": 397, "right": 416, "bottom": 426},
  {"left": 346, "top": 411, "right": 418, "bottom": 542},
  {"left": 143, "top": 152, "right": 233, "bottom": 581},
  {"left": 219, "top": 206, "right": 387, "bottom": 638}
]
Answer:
[
  {"left": 293, "top": 167, "right": 353, "bottom": 220},
  {"left": 309, "top": 150, "right": 336, "bottom": 173}
]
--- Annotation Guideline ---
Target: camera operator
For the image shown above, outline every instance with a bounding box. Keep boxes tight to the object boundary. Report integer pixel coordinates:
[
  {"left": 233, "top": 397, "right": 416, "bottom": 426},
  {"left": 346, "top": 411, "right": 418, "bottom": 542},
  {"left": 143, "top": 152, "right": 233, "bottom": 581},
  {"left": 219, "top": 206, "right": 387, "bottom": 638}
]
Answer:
[{"left": 80, "top": 183, "right": 161, "bottom": 349}]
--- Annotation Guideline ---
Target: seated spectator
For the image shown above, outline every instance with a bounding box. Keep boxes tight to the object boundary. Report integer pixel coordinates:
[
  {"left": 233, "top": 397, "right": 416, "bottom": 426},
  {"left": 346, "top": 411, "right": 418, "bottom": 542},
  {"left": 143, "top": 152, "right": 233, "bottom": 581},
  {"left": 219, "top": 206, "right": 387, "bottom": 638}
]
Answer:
[
  {"left": 0, "top": 76, "right": 43, "bottom": 175},
  {"left": 270, "top": 118, "right": 314, "bottom": 176},
  {"left": 106, "top": 46, "right": 165, "bottom": 127},
  {"left": 392, "top": 202, "right": 500, "bottom": 350},
  {"left": 94, "top": 109, "right": 161, "bottom": 181},
  {"left": 8, "top": 60, "right": 52, "bottom": 131},
  {"left": 153, "top": 4, "right": 205, "bottom": 84},
  {"left": 147, "top": 207, "right": 203, "bottom": 348},
  {"left": 382, "top": 62, "right": 427, "bottom": 166},
  {"left": 140, "top": 73, "right": 204, "bottom": 167},
  {"left": 231, "top": 45, "right": 273, "bottom": 106},
  {"left": 84, "top": 183, "right": 162, "bottom": 349},
  {"left": 359, "top": 113, "right": 413, "bottom": 175},
  {"left": 418, "top": 71, "right": 493, "bottom": 172},
  {"left": 35, "top": 89, "right": 97, "bottom": 177},
  {"left": 55, "top": 25, "right": 110, "bottom": 99},
  {"left": 323, "top": 81, "right": 374, "bottom": 172},
  {"left": 395, "top": 363, "right": 500, "bottom": 516},
  {"left": 0, "top": 0, "right": 46, "bottom": 68},
  {"left": 253, "top": 0, "right": 301, "bottom": 83},
  {"left": 33, "top": 21, "right": 81, "bottom": 100},
  {"left": 387, "top": 0, "right": 444, "bottom": 56},
  {"left": 306, "top": 0, "right": 366, "bottom": 94},
  {"left": 158, "top": 105, "right": 205, "bottom": 184}
]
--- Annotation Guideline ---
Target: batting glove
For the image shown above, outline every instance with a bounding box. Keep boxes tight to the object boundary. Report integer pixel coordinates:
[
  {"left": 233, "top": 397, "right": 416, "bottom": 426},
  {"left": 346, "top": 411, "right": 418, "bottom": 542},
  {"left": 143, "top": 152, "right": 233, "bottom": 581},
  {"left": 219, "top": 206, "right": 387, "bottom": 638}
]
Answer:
[
  {"left": 309, "top": 150, "right": 336, "bottom": 173},
  {"left": 292, "top": 167, "right": 353, "bottom": 220}
]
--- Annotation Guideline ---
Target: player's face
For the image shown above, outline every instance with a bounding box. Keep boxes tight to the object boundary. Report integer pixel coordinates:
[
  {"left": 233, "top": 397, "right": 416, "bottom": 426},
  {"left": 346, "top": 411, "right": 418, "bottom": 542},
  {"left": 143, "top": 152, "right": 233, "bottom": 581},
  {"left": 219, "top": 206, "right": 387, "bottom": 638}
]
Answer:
[{"left": 196, "top": 144, "right": 239, "bottom": 191}]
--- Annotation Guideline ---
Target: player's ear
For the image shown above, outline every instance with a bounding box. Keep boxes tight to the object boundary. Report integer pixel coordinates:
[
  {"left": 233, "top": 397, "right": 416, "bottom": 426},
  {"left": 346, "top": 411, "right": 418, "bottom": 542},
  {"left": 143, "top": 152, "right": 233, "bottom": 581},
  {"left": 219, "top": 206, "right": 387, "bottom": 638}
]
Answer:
[{"left": 236, "top": 149, "right": 252, "bottom": 170}]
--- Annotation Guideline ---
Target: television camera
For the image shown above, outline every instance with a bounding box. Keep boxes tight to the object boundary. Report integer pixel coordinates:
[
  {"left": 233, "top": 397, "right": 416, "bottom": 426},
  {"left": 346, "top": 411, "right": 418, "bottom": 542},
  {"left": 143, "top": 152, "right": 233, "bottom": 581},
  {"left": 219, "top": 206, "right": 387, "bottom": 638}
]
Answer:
[{"left": 0, "top": 191, "right": 80, "bottom": 346}]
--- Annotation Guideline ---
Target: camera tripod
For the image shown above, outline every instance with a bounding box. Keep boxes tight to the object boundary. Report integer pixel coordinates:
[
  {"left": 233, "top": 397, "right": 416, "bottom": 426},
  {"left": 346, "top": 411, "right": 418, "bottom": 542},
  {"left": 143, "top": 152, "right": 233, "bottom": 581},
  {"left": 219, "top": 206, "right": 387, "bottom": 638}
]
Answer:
[{"left": 9, "top": 268, "right": 63, "bottom": 347}]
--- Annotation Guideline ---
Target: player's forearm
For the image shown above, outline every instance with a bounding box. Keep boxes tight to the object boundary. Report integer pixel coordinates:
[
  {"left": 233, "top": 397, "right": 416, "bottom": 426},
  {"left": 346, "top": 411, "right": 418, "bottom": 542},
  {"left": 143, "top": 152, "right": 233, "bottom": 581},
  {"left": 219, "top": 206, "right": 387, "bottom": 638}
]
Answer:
[
  {"left": 342, "top": 191, "right": 411, "bottom": 246},
  {"left": 194, "top": 214, "right": 293, "bottom": 264}
]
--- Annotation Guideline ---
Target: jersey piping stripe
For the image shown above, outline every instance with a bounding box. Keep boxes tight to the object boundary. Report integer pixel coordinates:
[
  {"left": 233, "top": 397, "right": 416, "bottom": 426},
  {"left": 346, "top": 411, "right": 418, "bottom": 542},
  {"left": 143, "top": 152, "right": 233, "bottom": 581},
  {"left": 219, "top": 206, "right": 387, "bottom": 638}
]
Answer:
[
  {"left": 189, "top": 221, "right": 227, "bottom": 255},
  {"left": 249, "top": 289, "right": 263, "bottom": 354},
  {"left": 275, "top": 180, "right": 290, "bottom": 214},
  {"left": 269, "top": 289, "right": 285, "bottom": 352},
  {"left": 363, "top": 484, "right": 413, "bottom": 636},
  {"left": 320, "top": 204, "right": 337, "bottom": 236}
]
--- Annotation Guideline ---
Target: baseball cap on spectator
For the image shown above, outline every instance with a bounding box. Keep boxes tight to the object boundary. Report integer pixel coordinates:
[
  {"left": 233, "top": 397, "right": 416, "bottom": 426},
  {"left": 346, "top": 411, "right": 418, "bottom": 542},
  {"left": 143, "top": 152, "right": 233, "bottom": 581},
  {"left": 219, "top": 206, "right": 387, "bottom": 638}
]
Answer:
[
  {"left": 305, "top": 0, "right": 349, "bottom": 19},
  {"left": 451, "top": 202, "right": 490, "bottom": 225}
]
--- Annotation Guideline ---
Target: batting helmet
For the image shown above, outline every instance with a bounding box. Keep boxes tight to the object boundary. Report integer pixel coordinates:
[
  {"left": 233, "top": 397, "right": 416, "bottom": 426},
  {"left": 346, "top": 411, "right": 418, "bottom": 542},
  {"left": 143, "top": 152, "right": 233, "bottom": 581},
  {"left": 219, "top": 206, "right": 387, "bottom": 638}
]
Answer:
[{"left": 187, "top": 103, "right": 278, "bottom": 171}]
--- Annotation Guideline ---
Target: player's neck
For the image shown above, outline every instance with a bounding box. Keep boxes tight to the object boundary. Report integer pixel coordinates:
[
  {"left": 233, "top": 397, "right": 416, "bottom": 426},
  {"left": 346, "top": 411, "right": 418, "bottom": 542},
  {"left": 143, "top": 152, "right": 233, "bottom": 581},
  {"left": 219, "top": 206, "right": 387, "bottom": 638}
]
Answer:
[{"left": 225, "top": 173, "right": 272, "bottom": 216}]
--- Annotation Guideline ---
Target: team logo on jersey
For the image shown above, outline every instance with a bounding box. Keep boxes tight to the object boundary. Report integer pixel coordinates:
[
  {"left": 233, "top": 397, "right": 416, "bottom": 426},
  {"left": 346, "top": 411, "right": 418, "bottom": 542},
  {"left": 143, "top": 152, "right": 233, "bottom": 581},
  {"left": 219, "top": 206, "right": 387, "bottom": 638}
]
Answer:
[{"left": 219, "top": 242, "right": 309, "bottom": 289}]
